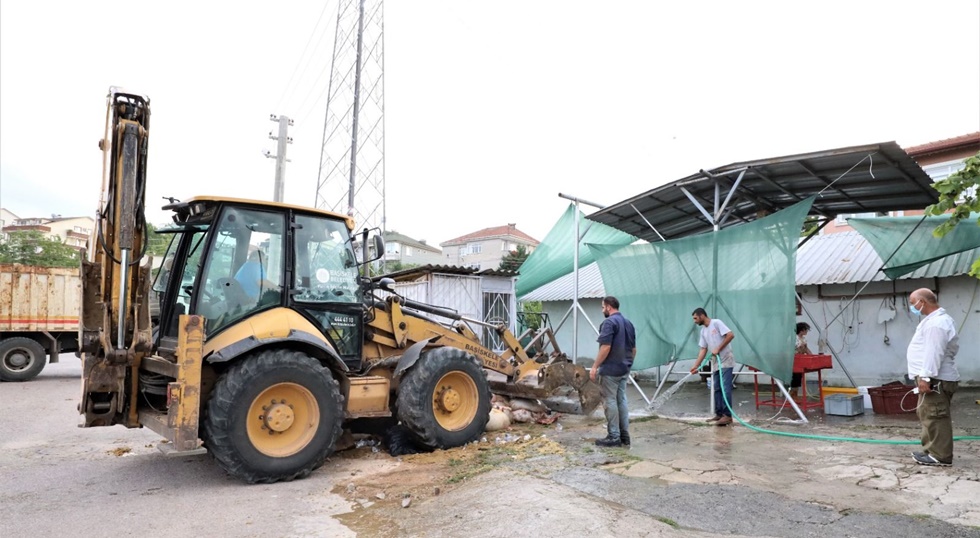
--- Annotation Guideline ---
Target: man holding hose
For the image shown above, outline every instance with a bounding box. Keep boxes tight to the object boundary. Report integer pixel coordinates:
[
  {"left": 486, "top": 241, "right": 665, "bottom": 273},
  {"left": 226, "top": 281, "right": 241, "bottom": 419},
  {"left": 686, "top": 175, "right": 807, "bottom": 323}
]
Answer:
[
  {"left": 906, "top": 288, "right": 960, "bottom": 466},
  {"left": 690, "top": 308, "right": 736, "bottom": 426}
]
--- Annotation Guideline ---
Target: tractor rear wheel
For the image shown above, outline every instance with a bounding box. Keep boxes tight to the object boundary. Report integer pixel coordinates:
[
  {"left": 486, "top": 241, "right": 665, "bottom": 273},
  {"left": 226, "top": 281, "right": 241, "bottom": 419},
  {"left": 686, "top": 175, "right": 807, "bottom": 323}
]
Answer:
[
  {"left": 0, "top": 337, "right": 47, "bottom": 382},
  {"left": 397, "top": 347, "right": 491, "bottom": 449},
  {"left": 202, "top": 349, "right": 344, "bottom": 483}
]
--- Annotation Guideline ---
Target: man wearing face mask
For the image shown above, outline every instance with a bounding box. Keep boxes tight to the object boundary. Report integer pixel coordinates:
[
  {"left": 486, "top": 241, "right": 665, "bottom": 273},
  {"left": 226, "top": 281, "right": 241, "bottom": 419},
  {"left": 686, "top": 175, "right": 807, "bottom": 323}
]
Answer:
[
  {"left": 906, "top": 288, "right": 960, "bottom": 466},
  {"left": 689, "top": 308, "right": 736, "bottom": 426},
  {"left": 590, "top": 296, "right": 637, "bottom": 448}
]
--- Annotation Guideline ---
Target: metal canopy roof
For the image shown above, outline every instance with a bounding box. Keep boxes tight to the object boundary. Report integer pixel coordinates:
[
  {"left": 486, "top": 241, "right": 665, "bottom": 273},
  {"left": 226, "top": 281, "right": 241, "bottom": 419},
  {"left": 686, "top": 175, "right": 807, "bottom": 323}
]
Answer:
[{"left": 588, "top": 141, "right": 937, "bottom": 242}]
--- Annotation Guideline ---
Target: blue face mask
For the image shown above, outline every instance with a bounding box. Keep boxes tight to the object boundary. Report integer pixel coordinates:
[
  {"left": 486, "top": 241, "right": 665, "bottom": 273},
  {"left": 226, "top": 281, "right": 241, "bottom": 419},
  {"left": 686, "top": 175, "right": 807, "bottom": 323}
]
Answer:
[{"left": 909, "top": 300, "right": 922, "bottom": 316}]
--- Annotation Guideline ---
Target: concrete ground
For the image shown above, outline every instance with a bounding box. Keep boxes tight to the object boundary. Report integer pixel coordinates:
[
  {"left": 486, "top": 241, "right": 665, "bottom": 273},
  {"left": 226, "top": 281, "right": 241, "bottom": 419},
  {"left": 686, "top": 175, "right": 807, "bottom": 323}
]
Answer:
[{"left": 3, "top": 360, "right": 979, "bottom": 537}]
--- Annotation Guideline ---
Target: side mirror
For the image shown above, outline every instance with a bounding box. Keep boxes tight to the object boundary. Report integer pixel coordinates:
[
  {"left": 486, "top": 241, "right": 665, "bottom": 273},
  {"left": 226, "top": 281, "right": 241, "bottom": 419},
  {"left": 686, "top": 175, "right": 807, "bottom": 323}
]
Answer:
[
  {"left": 378, "top": 277, "right": 396, "bottom": 292},
  {"left": 372, "top": 234, "right": 385, "bottom": 262}
]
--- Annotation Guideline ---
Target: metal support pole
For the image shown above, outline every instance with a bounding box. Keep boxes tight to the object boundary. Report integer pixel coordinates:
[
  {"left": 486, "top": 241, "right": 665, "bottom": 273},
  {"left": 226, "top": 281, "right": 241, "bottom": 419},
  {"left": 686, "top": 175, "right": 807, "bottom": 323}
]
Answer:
[
  {"left": 572, "top": 201, "right": 579, "bottom": 363},
  {"left": 348, "top": 0, "right": 367, "bottom": 215}
]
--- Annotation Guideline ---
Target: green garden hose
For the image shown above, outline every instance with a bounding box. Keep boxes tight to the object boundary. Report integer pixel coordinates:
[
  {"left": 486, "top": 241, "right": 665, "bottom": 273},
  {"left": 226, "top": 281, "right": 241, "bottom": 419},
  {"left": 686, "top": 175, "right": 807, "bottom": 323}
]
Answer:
[{"left": 699, "top": 354, "right": 980, "bottom": 444}]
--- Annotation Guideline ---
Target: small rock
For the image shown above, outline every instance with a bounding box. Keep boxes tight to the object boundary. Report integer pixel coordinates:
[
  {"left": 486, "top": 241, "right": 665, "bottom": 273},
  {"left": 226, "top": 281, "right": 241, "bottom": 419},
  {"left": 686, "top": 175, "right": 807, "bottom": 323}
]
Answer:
[
  {"left": 375, "top": 492, "right": 386, "bottom": 500},
  {"left": 346, "top": 483, "right": 356, "bottom": 494},
  {"left": 432, "top": 486, "right": 440, "bottom": 496},
  {"left": 402, "top": 497, "right": 411, "bottom": 508}
]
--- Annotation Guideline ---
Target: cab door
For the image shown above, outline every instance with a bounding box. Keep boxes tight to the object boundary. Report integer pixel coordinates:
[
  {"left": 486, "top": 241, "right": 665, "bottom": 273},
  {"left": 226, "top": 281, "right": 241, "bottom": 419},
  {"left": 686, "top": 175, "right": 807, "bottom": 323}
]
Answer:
[{"left": 290, "top": 213, "right": 363, "bottom": 370}]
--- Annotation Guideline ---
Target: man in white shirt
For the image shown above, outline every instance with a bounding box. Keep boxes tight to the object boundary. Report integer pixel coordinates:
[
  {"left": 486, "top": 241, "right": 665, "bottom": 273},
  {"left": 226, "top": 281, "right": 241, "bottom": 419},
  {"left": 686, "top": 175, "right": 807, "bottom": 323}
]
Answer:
[
  {"left": 689, "top": 308, "right": 735, "bottom": 426},
  {"left": 906, "top": 288, "right": 960, "bottom": 466}
]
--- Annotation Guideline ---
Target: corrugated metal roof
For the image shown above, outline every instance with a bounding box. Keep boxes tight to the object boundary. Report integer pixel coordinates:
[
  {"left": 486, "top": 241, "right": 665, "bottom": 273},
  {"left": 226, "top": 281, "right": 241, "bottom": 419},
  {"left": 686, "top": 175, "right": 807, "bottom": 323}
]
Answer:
[
  {"left": 519, "top": 262, "right": 605, "bottom": 302},
  {"left": 377, "top": 264, "right": 517, "bottom": 282},
  {"left": 588, "top": 141, "right": 937, "bottom": 243},
  {"left": 797, "top": 231, "right": 980, "bottom": 285},
  {"left": 519, "top": 232, "right": 979, "bottom": 301}
]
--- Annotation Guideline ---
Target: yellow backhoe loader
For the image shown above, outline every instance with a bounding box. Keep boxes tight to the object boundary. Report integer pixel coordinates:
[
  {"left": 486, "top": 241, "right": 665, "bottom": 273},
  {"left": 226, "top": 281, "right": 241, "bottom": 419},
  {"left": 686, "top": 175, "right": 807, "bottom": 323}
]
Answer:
[{"left": 79, "top": 88, "right": 599, "bottom": 483}]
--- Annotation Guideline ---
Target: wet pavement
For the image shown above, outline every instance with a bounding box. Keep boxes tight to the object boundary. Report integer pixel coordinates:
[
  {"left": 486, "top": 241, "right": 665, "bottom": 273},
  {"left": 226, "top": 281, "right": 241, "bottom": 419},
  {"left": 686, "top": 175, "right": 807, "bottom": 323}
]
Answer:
[{"left": 547, "top": 376, "right": 980, "bottom": 536}]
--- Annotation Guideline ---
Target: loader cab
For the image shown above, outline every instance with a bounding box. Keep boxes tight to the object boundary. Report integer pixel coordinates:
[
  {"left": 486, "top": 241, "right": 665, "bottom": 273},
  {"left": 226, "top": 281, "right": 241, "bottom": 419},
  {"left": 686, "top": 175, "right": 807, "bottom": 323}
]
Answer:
[{"left": 152, "top": 198, "right": 366, "bottom": 367}]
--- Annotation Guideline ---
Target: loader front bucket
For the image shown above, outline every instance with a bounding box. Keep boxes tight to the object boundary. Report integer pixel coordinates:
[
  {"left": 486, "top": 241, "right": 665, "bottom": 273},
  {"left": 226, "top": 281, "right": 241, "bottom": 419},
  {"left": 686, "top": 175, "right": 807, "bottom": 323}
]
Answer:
[{"left": 488, "top": 360, "right": 602, "bottom": 415}]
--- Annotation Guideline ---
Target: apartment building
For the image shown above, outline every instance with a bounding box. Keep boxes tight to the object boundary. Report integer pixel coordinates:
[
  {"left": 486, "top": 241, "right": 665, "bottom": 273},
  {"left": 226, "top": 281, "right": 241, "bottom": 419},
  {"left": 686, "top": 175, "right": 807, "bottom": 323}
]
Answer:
[
  {"left": 0, "top": 209, "right": 94, "bottom": 251},
  {"left": 440, "top": 223, "right": 539, "bottom": 271},
  {"left": 382, "top": 230, "right": 443, "bottom": 267}
]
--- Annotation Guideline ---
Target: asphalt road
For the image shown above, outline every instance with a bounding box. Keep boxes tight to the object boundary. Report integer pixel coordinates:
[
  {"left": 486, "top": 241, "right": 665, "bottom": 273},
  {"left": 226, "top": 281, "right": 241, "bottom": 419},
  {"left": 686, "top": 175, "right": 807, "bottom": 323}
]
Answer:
[{"left": 0, "top": 358, "right": 355, "bottom": 537}]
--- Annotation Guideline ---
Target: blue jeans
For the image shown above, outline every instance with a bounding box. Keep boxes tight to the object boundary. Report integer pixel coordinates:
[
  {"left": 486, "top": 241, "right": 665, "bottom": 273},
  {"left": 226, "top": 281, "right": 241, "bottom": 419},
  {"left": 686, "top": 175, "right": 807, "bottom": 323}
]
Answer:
[
  {"left": 600, "top": 374, "right": 629, "bottom": 438},
  {"left": 713, "top": 368, "right": 734, "bottom": 417}
]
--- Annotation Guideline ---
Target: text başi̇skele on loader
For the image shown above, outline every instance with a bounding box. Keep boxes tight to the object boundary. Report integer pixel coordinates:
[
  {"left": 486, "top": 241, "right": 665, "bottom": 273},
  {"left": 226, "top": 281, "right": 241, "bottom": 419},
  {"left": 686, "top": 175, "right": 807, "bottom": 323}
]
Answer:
[{"left": 79, "top": 88, "right": 600, "bottom": 484}]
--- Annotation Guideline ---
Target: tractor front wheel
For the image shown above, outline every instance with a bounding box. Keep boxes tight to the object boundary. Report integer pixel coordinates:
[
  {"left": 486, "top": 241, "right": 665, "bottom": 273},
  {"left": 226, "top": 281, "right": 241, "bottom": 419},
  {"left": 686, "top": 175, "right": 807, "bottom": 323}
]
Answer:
[
  {"left": 202, "top": 349, "right": 344, "bottom": 483},
  {"left": 397, "top": 347, "right": 491, "bottom": 449}
]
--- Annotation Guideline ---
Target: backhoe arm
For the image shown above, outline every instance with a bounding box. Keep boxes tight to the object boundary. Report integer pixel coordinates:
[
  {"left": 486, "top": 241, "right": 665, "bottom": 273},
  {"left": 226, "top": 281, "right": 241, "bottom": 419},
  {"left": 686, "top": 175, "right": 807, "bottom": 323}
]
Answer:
[{"left": 80, "top": 88, "right": 154, "bottom": 428}]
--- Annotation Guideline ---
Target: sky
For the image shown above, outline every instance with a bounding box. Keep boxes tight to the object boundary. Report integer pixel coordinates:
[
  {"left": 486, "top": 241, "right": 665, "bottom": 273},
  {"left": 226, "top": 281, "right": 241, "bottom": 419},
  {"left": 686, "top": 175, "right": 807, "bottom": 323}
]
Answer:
[{"left": 1, "top": 1, "right": 979, "bottom": 247}]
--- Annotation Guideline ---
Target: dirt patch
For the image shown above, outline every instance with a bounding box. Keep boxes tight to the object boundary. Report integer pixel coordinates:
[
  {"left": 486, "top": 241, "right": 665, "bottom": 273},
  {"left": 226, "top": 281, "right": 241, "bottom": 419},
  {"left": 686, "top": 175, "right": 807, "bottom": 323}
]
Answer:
[
  {"left": 107, "top": 447, "right": 132, "bottom": 457},
  {"left": 333, "top": 424, "right": 568, "bottom": 536}
]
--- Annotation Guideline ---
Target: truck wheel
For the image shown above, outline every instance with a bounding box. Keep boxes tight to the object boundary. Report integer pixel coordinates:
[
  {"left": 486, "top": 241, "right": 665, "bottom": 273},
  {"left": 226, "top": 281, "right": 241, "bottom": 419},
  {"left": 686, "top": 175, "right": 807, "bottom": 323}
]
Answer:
[
  {"left": 202, "top": 349, "right": 344, "bottom": 484},
  {"left": 397, "top": 347, "right": 491, "bottom": 449},
  {"left": 0, "top": 337, "right": 47, "bottom": 382}
]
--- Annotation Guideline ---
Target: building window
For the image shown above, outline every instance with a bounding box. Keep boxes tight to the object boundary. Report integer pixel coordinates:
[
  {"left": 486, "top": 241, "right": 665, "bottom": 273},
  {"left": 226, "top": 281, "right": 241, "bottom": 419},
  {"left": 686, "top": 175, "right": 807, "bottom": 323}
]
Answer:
[
  {"left": 385, "top": 242, "right": 399, "bottom": 255},
  {"left": 73, "top": 225, "right": 91, "bottom": 234},
  {"left": 836, "top": 211, "right": 887, "bottom": 226},
  {"left": 922, "top": 159, "right": 966, "bottom": 182},
  {"left": 467, "top": 243, "right": 482, "bottom": 255},
  {"left": 404, "top": 246, "right": 413, "bottom": 257}
]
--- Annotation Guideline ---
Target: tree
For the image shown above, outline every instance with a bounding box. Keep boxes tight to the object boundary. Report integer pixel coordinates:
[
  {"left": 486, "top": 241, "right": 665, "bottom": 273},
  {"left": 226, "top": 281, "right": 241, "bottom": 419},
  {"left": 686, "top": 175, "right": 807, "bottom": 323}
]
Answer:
[
  {"left": 499, "top": 244, "right": 530, "bottom": 272},
  {"left": 925, "top": 151, "right": 980, "bottom": 277},
  {"left": 146, "top": 222, "right": 171, "bottom": 257},
  {"left": 0, "top": 230, "right": 79, "bottom": 267},
  {"left": 800, "top": 215, "right": 821, "bottom": 238}
]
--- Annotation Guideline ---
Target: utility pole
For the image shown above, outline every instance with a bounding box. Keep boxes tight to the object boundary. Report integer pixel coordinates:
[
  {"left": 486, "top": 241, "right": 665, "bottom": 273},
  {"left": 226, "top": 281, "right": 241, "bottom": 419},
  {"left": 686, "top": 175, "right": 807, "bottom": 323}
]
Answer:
[{"left": 265, "top": 114, "right": 293, "bottom": 202}]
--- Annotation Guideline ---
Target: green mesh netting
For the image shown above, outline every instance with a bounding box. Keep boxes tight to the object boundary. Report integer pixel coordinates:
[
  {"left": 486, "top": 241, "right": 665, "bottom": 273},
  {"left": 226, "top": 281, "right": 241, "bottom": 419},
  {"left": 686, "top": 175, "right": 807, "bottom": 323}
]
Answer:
[
  {"left": 589, "top": 197, "right": 814, "bottom": 382},
  {"left": 849, "top": 214, "right": 980, "bottom": 279},
  {"left": 516, "top": 203, "right": 637, "bottom": 297}
]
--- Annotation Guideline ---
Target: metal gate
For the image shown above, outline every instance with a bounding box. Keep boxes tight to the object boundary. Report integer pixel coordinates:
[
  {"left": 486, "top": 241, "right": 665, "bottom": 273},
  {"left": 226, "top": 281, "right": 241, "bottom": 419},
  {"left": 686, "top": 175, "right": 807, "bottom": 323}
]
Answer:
[{"left": 482, "top": 291, "right": 512, "bottom": 351}]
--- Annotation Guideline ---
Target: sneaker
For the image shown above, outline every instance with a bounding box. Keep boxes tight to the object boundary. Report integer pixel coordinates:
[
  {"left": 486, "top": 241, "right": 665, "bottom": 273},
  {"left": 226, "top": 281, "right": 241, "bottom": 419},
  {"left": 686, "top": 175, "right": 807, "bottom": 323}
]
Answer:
[
  {"left": 706, "top": 416, "right": 722, "bottom": 423},
  {"left": 912, "top": 452, "right": 951, "bottom": 466},
  {"left": 911, "top": 451, "right": 927, "bottom": 459},
  {"left": 715, "top": 416, "right": 733, "bottom": 426},
  {"left": 620, "top": 434, "right": 631, "bottom": 446},
  {"left": 595, "top": 435, "right": 622, "bottom": 447}
]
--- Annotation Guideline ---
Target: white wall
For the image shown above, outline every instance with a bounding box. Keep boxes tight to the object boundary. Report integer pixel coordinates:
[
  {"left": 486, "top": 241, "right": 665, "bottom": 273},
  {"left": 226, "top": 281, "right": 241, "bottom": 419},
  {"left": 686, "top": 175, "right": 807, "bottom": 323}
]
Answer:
[{"left": 797, "top": 275, "right": 979, "bottom": 387}]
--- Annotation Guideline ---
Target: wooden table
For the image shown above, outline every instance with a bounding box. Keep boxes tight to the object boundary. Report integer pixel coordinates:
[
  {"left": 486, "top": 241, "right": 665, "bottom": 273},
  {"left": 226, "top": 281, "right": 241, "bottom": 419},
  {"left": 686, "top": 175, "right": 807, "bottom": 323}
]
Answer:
[{"left": 753, "top": 354, "right": 833, "bottom": 411}]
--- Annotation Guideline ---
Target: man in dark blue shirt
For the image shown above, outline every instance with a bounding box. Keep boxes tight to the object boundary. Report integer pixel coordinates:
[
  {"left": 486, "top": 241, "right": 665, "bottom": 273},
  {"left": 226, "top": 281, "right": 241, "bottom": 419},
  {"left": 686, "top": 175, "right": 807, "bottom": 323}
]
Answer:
[{"left": 589, "top": 296, "right": 637, "bottom": 447}]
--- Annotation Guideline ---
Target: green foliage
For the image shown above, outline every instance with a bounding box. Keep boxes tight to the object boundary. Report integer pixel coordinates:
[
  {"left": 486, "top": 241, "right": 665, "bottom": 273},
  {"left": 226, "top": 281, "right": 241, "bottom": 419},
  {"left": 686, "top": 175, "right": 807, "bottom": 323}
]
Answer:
[
  {"left": 377, "top": 260, "right": 419, "bottom": 276},
  {"left": 800, "top": 215, "right": 821, "bottom": 237},
  {"left": 145, "top": 222, "right": 171, "bottom": 257},
  {"left": 0, "top": 230, "right": 79, "bottom": 267},
  {"left": 499, "top": 244, "right": 529, "bottom": 271},
  {"left": 925, "top": 152, "right": 980, "bottom": 277},
  {"left": 518, "top": 300, "right": 544, "bottom": 332}
]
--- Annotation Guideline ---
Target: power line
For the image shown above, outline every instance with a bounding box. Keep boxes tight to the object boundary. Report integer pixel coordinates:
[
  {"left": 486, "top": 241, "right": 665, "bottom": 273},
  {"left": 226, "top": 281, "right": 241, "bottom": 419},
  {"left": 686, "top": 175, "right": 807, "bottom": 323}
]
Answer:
[{"left": 274, "top": 1, "right": 335, "bottom": 114}]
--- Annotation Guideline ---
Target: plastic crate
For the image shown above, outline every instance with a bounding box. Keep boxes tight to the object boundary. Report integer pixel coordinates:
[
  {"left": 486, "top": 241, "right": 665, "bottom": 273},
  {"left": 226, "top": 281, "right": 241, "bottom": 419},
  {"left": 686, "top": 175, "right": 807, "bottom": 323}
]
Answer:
[
  {"left": 867, "top": 382, "right": 916, "bottom": 414},
  {"left": 824, "top": 394, "right": 864, "bottom": 416}
]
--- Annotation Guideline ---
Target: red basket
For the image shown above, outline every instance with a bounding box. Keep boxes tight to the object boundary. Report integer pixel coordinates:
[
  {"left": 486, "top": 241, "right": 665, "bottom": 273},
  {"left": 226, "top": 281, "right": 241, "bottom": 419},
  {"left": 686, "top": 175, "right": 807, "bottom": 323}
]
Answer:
[{"left": 867, "top": 382, "right": 916, "bottom": 414}]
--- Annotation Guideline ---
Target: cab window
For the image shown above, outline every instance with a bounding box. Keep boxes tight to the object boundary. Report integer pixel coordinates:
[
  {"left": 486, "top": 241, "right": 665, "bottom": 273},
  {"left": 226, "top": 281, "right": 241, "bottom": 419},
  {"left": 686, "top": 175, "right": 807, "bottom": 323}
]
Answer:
[
  {"left": 293, "top": 214, "right": 359, "bottom": 304},
  {"left": 196, "top": 207, "right": 285, "bottom": 334}
]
